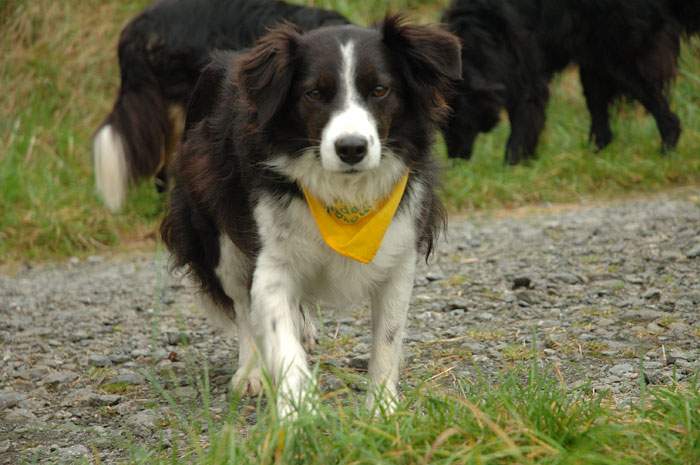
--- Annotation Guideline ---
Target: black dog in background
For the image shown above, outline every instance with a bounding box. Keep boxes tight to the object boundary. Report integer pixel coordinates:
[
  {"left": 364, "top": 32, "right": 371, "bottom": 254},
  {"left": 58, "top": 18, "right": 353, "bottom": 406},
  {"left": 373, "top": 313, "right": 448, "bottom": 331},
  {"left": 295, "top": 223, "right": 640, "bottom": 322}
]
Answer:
[
  {"left": 444, "top": 0, "right": 700, "bottom": 164},
  {"left": 93, "top": 0, "right": 348, "bottom": 212},
  {"left": 441, "top": 0, "right": 548, "bottom": 165}
]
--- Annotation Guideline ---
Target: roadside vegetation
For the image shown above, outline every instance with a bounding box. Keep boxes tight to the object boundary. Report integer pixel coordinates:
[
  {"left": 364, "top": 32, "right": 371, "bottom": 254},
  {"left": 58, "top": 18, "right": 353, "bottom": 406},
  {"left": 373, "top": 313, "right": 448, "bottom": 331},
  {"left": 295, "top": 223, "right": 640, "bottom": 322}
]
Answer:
[{"left": 126, "top": 358, "right": 700, "bottom": 465}]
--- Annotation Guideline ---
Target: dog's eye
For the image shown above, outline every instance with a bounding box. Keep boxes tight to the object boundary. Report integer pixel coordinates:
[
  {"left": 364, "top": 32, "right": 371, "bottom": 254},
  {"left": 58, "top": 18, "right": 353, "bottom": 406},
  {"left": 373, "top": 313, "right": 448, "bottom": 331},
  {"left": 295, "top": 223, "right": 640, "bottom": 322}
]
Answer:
[
  {"left": 371, "top": 85, "right": 389, "bottom": 99},
  {"left": 305, "top": 89, "right": 322, "bottom": 101}
]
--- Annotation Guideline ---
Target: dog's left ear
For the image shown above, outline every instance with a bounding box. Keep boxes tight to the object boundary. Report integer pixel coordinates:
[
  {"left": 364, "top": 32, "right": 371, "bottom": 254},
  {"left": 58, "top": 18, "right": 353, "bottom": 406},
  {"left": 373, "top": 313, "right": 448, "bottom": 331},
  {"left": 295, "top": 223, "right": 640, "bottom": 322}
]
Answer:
[
  {"left": 238, "top": 23, "right": 302, "bottom": 128},
  {"left": 382, "top": 15, "right": 462, "bottom": 123}
]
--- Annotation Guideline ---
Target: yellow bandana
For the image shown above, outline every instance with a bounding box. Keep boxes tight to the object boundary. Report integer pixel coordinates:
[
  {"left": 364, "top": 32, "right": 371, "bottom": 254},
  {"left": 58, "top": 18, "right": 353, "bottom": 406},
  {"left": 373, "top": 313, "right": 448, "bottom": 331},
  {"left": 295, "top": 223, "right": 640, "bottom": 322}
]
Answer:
[{"left": 302, "top": 174, "right": 410, "bottom": 264}]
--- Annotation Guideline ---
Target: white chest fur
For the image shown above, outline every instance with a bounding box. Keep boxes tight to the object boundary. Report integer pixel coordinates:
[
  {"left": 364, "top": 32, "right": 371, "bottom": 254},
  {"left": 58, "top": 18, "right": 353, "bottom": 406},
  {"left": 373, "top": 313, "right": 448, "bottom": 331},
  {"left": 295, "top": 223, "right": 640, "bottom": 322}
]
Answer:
[{"left": 252, "top": 192, "right": 418, "bottom": 306}]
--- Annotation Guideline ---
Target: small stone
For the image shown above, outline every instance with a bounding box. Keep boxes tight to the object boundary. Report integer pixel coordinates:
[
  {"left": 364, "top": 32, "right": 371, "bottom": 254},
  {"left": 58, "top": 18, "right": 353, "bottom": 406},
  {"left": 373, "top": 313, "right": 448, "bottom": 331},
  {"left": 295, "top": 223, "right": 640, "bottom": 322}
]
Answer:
[
  {"left": 550, "top": 272, "right": 582, "bottom": 285},
  {"left": 89, "top": 355, "right": 113, "bottom": 368},
  {"left": 131, "top": 349, "right": 150, "bottom": 358},
  {"left": 4, "top": 408, "right": 36, "bottom": 422},
  {"left": 425, "top": 272, "right": 445, "bottom": 282},
  {"left": 610, "top": 363, "right": 635, "bottom": 376},
  {"left": 57, "top": 444, "right": 90, "bottom": 461},
  {"left": 348, "top": 354, "right": 370, "bottom": 371},
  {"left": 621, "top": 310, "right": 664, "bottom": 322},
  {"left": 127, "top": 410, "right": 158, "bottom": 437},
  {"left": 107, "top": 371, "right": 145, "bottom": 386},
  {"left": 669, "top": 350, "right": 690, "bottom": 361},
  {"left": 475, "top": 312, "right": 494, "bottom": 321},
  {"left": 44, "top": 371, "right": 79, "bottom": 387},
  {"left": 89, "top": 394, "right": 122, "bottom": 407},
  {"left": 15, "top": 366, "right": 50, "bottom": 381},
  {"left": 643, "top": 289, "right": 662, "bottom": 300},
  {"left": 515, "top": 290, "right": 539, "bottom": 306},
  {"left": 0, "top": 391, "right": 26, "bottom": 410},
  {"left": 644, "top": 372, "right": 665, "bottom": 385},
  {"left": 625, "top": 275, "right": 646, "bottom": 285},
  {"left": 69, "top": 330, "right": 91, "bottom": 342},
  {"left": 109, "top": 353, "right": 132, "bottom": 364},
  {"left": 686, "top": 244, "right": 700, "bottom": 259},
  {"left": 323, "top": 374, "right": 344, "bottom": 391},
  {"left": 646, "top": 322, "right": 665, "bottom": 334},
  {"left": 512, "top": 277, "right": 532, "bottom": 290},
  {"left": 174, "top": 386, "right": 197, "bottom": 399},
  {"left": 443, "top": 300, "right": 470, "bottom": 311}
]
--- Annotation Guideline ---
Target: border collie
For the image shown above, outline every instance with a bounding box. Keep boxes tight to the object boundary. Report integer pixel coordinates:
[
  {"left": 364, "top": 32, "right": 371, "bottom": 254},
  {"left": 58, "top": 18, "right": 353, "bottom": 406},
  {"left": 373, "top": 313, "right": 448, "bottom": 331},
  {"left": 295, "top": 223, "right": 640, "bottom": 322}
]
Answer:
[
  {"left": 93, "top": 0, "right": 348, "bottom": 212},
  {"left": 160, "top": 17, "right": 461, "bottom": 415},
  {"left": 443, "top": 0, "right": 699, "bottom": 163}
]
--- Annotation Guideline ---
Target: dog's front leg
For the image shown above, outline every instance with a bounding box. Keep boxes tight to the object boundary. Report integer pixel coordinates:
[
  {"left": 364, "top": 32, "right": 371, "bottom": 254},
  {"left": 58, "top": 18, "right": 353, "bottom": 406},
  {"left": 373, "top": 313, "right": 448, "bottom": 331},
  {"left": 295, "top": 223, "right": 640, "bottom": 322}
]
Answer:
[
  {"left": 250, "top": 253, "right": 311, "bottom": 418},
  {"left": 367, "top": 250, "right": 416, "bottom": 414}
]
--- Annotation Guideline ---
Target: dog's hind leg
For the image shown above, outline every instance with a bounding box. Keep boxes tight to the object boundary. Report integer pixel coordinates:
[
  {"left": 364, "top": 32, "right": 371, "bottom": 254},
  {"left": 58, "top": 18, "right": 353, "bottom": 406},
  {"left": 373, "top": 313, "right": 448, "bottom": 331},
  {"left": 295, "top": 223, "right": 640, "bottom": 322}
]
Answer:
[
  {"left": 366, "top": 250, "right": 416, "bottom": 414},
  {"left": 214, "top": 236, "right": 263, "bottom": 398},
  {"left": 580, "top": 65, "right": 616, "bottom": 151},
  {"left": 633, "top": 84, "right": 681, "bottom": 153}
]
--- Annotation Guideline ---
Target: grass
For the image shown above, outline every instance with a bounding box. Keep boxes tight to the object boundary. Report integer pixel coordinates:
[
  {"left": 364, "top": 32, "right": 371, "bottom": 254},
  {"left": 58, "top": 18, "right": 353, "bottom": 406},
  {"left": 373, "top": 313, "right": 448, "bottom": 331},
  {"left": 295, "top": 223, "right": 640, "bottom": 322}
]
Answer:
[
  {"left": 118, "top": 358, "right": 700, "bottom": 465},
  {"left": 1, "top": 0, "right": 699, "bottom": 262}
]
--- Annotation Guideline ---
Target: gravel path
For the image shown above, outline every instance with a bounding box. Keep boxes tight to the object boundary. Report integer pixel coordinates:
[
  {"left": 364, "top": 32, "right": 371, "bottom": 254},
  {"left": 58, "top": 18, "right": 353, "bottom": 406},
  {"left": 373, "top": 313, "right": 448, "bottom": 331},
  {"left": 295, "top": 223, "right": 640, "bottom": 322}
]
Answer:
[{"left": 2, "top": 189, "right": 699, "bottom": 464}]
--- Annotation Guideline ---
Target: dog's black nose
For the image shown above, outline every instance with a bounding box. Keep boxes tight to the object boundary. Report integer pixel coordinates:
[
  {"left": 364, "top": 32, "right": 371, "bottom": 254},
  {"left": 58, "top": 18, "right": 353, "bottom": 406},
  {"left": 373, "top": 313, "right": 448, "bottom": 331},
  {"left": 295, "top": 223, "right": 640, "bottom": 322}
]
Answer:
[{"left": 335, "top": 135, "right": 368, "bottom": 165}]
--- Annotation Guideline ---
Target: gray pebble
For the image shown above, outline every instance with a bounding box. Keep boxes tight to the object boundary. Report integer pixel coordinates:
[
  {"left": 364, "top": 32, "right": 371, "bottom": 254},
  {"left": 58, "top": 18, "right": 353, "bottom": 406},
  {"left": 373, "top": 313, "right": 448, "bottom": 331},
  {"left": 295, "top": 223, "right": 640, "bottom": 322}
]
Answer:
[
  {"left": 0, "top": 391, "right": 26, "bottom": 410},
  {"left": 57, "top": 444, "right": 90, "bottom": 461},
  {"left": 44, "top": 371, "right": 79, "bottom": 387},
  {"left": 89, "top": 355, "right": 113, "bottom": 367},
  {"left": 610, "top": 363, "right": 635, "bottom": 376},
  {"left": 643, "top": 289, "right": 662, "bottom": 300},
  {"left": 686, "top": 244, "right": 700, "bottom": 259},
  {"left": 348, "top": 354, "right": 370, "bottom": 371}
]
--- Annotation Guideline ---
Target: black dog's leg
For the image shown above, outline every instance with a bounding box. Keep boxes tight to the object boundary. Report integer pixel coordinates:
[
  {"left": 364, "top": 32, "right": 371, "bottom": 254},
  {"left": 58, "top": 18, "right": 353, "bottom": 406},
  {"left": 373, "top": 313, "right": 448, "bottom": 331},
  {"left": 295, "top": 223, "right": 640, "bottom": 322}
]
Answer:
[
  {"left": 580, "top": 66, "right": 615, "bottom": 151},
  {"left": 633, "top": 84, "right": 681, "bottom": 153},
  {"left": 505, "top": 85, "right": 549, "bottom": 165}
]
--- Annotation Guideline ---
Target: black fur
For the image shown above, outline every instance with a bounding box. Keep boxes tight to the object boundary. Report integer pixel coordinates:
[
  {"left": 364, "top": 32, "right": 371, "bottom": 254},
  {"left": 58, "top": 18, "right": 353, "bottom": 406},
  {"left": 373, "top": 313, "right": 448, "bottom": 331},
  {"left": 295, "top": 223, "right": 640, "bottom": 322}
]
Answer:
[
  {"left": 441, "top": 0, "right": 548, "bottom": 164},
  {"left": 444, "top": 0, "right": 695, "bottom": 163},
  {"left": 95, "top": 0, "right": 348, "bottom": 201}
]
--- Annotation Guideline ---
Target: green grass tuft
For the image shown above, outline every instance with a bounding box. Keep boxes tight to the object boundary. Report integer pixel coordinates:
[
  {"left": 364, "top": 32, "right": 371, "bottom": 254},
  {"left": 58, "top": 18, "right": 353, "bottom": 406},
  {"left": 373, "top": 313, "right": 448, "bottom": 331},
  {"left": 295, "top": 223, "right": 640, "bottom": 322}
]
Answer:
[{"left": 126, "top": 360, "right": 700, "bottom": 465}]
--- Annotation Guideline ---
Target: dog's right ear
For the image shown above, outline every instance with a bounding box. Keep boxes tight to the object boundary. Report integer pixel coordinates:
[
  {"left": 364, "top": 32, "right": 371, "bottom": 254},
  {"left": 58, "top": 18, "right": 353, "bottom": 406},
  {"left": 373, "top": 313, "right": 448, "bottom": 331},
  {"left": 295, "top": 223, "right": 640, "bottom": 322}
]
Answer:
[
  {"left": 382, "top": 15, "right": 462, "bottom": 124},
  {"left": 238, "top": 23, "right": 302, "bottom": 128}
]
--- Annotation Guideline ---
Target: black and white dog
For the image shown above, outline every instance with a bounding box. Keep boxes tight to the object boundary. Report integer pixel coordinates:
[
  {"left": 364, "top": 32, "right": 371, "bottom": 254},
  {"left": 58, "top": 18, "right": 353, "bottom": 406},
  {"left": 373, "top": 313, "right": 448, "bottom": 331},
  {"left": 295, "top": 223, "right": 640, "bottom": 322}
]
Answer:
[
  {"left": 161, "top": 18, "right": 460, "bottom": 415},
  {"left": 93, "top": 0, "right": 348, "bottom": 212}
]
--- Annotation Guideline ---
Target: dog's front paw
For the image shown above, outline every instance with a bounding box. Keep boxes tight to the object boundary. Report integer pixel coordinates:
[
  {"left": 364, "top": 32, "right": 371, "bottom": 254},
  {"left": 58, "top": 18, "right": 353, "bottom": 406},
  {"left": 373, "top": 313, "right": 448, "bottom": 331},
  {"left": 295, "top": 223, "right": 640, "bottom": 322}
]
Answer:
[
  {"left": 366, "top": 387, "right": 399, "bottom": 417},
  {"left": 229, "top": 366, "right": 263, "bottom": 398}
]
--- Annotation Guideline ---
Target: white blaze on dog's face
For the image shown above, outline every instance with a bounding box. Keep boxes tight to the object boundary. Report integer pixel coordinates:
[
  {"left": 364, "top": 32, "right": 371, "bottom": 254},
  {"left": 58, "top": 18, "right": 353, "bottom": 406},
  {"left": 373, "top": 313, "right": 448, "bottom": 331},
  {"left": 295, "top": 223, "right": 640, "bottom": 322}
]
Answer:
[{"left": 319, "top": 42, "right": 382, "bottom": 173}]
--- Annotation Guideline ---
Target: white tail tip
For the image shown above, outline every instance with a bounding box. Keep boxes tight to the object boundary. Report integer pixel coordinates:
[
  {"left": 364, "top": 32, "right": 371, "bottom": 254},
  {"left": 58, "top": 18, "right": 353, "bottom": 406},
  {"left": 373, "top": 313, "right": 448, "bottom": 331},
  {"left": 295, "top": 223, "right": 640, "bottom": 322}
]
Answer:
[{"left": 93, "top": 124, "right": 128, "bottom": 212}]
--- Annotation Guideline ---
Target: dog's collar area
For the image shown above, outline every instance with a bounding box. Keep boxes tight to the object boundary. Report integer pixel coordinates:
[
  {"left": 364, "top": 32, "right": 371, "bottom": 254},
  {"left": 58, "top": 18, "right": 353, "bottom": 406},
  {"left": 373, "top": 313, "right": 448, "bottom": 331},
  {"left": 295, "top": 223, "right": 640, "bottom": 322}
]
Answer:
[{"left": 301, "top": 173, "right": 410, "bottom": 264}]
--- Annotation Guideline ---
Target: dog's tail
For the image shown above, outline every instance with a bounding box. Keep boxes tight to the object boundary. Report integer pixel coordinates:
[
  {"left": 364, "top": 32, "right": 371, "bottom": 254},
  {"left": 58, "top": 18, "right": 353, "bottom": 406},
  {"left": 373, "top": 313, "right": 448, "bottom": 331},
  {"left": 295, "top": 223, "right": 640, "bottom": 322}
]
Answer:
[{"left": 93, "top": 23, "right": 170, "bottom": 212}]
